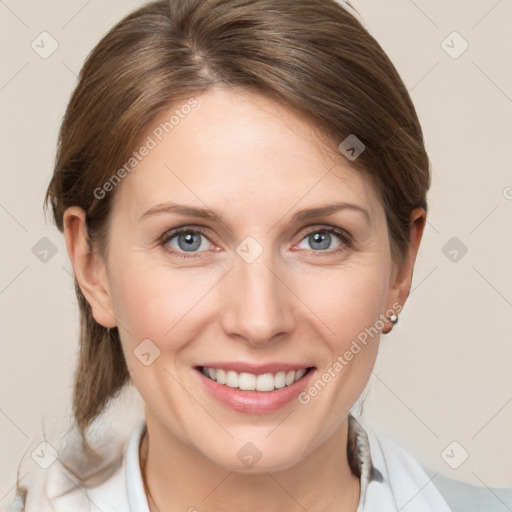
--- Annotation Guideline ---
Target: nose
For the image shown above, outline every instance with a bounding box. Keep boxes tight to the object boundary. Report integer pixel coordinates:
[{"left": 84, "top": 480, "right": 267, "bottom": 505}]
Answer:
[{"left": 220, "top": 251, "right": 296, "bottom": 347}]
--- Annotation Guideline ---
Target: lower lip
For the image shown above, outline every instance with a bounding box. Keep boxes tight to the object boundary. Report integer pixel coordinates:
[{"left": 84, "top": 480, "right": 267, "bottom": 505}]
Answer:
[{"left": 195, "top": 367, "right": 315, "bottom": 414}]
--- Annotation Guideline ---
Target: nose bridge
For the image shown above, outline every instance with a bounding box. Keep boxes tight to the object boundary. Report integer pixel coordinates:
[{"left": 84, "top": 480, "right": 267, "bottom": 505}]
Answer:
[{"left": 221, "top": 244, "right": 295, "bottom": 344}]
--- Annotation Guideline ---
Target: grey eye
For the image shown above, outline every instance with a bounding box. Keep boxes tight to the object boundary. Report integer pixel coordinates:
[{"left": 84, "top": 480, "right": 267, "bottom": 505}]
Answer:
[
  {"left": 297, "top": 230, "right": 342, "bottom": 251},
  {"left": 168, "top": 231, "right": 207, "bottom": 252}
]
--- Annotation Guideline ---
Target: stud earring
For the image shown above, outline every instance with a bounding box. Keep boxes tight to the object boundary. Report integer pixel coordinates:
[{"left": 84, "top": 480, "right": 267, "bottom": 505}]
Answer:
[{"left": 389, "top": 314, "right": 398, "bottom": 324}]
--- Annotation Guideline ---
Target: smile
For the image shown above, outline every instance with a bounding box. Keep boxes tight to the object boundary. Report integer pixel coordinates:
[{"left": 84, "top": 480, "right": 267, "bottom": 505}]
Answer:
[{"left": 200, "top": 366, "right": 311, "bottom": 392}]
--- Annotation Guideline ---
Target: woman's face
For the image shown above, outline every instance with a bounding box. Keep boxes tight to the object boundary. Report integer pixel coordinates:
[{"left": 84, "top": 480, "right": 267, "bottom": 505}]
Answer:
[{"left": 85, "top": 87, "right": 412, "bottom": 471}]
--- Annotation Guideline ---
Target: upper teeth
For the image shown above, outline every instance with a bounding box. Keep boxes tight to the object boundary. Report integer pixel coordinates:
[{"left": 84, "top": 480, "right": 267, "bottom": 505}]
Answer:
[{"left": 201, "top": 367, "right": 308, "bottom": 392}]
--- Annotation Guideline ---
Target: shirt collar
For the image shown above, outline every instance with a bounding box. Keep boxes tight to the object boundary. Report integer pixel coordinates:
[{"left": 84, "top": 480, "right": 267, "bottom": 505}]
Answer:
[{"left": 125, "top": 418, "right": 150, "bottom": 512}]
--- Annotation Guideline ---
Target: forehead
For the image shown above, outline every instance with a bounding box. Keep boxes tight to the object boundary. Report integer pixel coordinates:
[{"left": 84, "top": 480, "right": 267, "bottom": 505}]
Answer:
[{"left": 112, "top": 87, "right": 383, "bottom": 224}]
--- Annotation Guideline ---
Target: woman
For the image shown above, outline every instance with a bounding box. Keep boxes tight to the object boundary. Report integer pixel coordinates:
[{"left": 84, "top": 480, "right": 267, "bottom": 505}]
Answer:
[{"left": 3, "top": 0, "right": 510, "bottom": 511}]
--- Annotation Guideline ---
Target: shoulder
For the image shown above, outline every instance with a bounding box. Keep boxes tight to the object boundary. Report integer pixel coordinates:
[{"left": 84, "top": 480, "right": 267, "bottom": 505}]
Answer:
[
  {"left": 1, "top": 417, "right": 141, "bottom": 512},
  {"left": 424, "top": 470, "right": 512, "bottom": 512},
  {"left": 363, "top": 422, "right": 512, "bottom": 512},
  {"left": 2, "top": 457, "right": 127, "bottom": 512}
]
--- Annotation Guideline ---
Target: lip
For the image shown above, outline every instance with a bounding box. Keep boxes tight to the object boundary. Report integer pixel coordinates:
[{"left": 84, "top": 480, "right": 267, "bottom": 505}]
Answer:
[{"left": 194, "top": 364, "right": 316, "bottom": 414}]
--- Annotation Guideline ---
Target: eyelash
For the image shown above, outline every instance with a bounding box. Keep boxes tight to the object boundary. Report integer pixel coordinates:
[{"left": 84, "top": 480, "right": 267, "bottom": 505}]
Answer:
[{"left": 161, "top": 225, "right": 353, "bottom": 259}]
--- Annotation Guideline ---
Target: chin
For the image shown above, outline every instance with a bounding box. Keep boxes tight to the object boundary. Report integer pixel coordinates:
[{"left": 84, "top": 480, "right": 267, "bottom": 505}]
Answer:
[{"left": 198, "top": 436, "right": 311, "bottom": 474}]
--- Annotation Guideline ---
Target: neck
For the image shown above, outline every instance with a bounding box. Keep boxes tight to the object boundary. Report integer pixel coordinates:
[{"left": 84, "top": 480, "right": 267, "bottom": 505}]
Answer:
[{"left": 139, "top": 409, "right": 361, "bottom": 512}]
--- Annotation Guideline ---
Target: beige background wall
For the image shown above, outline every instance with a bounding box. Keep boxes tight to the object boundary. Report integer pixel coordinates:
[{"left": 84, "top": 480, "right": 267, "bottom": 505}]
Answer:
[{"left": 1, "top": 0, "right": 511, "bottom": 504}]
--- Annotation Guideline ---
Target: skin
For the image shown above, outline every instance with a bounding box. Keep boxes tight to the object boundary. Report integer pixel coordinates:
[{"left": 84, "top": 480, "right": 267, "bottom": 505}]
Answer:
[{"left": 64, "top": 86, "right": 425, "bottom": 512}]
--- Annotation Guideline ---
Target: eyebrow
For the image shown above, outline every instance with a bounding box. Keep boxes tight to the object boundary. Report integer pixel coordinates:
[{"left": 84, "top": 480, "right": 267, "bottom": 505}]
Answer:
[{"left": 137, "top": 201, "right": 370, "bottom": 226}]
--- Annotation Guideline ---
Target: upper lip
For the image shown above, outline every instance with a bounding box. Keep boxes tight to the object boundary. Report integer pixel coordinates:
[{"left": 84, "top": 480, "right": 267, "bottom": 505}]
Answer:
[{"left": 197, "top": 362, "right": 314, "bottom": 375}]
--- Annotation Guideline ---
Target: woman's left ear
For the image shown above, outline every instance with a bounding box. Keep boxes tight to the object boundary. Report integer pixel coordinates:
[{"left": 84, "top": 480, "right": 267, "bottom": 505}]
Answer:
[{"left": 384, "top": 207, "right": 426, "bottom": 330}]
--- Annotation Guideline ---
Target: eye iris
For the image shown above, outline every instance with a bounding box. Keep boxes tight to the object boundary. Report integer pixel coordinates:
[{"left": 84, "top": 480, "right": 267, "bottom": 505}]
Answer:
[
  {"left": 178, "top": 232, "right": 202, "bottom": 252},
  {"left": 309, "top": 231, "right": 331, "bottom": 250}
]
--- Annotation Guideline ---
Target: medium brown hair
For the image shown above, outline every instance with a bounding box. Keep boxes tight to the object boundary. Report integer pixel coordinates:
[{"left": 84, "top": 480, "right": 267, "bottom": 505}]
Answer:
[{"left": 44, "top": 0, "right": 430, "bottom": 459}]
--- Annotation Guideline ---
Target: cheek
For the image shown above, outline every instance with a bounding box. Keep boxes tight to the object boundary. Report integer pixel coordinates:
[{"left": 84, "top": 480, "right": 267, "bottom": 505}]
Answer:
[
  {"left": 297, "top": 259, "right": 390, "bottom": 394},
  {"left": 108, "top": 257, "right": 221, "bottom": 350},
  {"left": 107, "top": 261, "right": 214, "bottom": 410},
  {"left": 302, "top": 261, "right": 391, "bottom": 341},
  {"left": 292, "top": 269, "right": 388, "bottom": 421}
]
